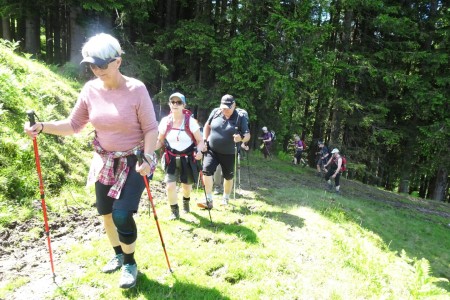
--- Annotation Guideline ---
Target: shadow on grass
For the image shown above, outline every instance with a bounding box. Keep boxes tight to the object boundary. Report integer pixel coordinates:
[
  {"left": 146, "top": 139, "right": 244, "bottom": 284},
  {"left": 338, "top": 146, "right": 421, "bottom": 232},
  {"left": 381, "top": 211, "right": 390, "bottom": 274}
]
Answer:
[
  {"left": 235, "top": 205, "right": 305, "bottom": 229},
  {"left": 187, "top": 212, "right": 259, "bottom": 244},
  {"left": 122, "top": 272, "right": 230, "bottom": 299}
]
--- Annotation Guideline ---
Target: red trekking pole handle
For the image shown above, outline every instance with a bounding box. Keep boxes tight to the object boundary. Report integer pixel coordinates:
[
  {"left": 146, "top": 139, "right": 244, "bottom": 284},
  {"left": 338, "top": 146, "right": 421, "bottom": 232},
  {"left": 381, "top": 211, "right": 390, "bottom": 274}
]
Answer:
[
  {"left": 26, "top": 110, "right": 56, "bottom": 282},
  {"left": 135, "top": 150, "right": 173, "bottom": 273}
]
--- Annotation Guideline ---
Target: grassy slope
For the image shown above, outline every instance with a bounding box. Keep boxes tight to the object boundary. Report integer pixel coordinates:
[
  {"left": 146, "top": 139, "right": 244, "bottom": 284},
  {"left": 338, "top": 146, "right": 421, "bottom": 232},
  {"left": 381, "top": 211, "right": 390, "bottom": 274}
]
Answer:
[
  {"left": 0, "top": 42, "right": 92, "bottom": 224},
  {"left": 41, "top": 157, "right": 450, "bottom": 299},
  {"left": 0, "top": 43, "right": 449, "bottom": 299}
]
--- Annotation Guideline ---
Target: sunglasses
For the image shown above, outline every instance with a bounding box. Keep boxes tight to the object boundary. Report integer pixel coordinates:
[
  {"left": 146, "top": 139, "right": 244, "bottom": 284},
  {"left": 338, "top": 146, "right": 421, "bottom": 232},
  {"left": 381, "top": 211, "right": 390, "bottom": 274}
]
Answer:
[
  {"left": 169, "top": 100, "right": 183, "bottom": 105},
  {"left": 89, "top": 58, "right": 117, "bottom": 70}
]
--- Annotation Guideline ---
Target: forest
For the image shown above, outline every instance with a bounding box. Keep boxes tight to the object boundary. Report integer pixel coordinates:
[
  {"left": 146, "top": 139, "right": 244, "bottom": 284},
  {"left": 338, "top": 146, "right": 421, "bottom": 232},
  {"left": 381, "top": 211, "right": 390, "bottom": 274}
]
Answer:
[{"left": 0, "top": 0, "right": 448, "bottom": 201}]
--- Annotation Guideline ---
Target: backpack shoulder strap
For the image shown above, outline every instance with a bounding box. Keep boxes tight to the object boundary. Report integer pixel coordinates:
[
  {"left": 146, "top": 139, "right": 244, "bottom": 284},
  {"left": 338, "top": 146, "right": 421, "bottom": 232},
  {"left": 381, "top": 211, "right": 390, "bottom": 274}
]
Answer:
[
  {"left": 183, "top": 110, "right": 197, "bottom": 145},
  {"left": 208, "top": 108, "right": 222, "bottom": 125},
  {"left": 163, "top": 113, "right": 174, "bottom": 140},
  {"left": 162, "top": 110, "right": 196, "bottom": 144}
]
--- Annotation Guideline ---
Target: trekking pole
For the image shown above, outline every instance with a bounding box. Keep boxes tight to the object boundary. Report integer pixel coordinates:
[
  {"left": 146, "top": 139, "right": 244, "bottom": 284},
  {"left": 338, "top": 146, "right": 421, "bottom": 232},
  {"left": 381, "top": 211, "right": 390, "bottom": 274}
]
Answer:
[
  {"left": 26, "top": 110, "right": 56, "bottom": 282},
  {"left": 246, "top": 149, "right": 251, "bottom": 189},
  {"left": 199, "top": 168, "right": 213, "bottom": 224},
  {"left": 233, "top": 129, "right": 238, "bottom": 200},
  {"left": 237, "top": 151, "right": 241, "bottom": 193},
  {"left": 135, "top": 150, "right": 173, "bottom": 273}
]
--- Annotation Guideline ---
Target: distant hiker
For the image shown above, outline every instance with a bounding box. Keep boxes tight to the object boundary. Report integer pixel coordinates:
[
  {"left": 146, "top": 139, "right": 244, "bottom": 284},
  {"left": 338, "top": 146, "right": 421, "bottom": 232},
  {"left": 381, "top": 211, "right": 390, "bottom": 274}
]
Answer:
[
  {"left": 198, "top": 94, "right": 250, "bottom": 208},
  {"left": 292, "top": 134, "right": 306, "bottom": 166},
  {"left": 316, "top": 140, "right": 329, "bottom": 176},
  {"left": 155, "top": 92, "right": 204, "bottom": 220},
  {"left": 260, "top": 126, "right": 273, "bottom": 159},
  {"left": 24, "top": 33, "right": 158, "bottom": 289},
  {"left": 324, "top": 148, "right": 343, "bottom": 194}
]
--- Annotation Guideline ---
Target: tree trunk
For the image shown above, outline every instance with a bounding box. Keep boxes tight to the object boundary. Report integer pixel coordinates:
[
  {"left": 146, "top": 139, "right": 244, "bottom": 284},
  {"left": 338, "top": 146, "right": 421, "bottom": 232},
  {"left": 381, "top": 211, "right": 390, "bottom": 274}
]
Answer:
[
  {"left": 25, "top": 13, "right": 40, "bottom": 56},
  {"left": 68, "top": 6, "right": 85, "bottom": 65},
  {"left": 52, "top": 3, "right": 61, "bottom": 65},
  {"left": 399, "top": 179, "right": 409, "bottom": 194},
  {"left": 45, "top": 10, "right": 54, "bottom": 63},
  {"left": 432, "top": 167, "right": 448, "bottom": 201},
  {"left": 2, "top": 17, "right": 11, "bottom": 40}
]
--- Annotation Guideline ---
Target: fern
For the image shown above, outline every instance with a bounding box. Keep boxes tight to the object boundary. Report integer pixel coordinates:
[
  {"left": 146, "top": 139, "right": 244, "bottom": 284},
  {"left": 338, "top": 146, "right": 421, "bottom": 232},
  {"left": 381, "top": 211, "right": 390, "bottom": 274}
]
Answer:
[{"left": 410, "top": 258, "right": 449, "bottom": 297}]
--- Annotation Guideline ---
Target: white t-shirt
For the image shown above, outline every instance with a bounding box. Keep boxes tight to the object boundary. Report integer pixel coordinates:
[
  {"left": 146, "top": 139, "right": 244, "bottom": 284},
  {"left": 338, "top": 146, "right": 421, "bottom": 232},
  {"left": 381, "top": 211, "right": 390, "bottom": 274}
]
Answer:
[{"left": 158, "top": 115, "right": 200, "bottom": 151}]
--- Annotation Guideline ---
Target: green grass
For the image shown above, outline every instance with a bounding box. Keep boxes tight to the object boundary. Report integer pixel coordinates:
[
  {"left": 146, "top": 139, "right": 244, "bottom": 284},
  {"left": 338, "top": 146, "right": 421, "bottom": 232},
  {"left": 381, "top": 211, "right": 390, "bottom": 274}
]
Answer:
[{"left": 9, "top": 155, "right": 442, "bottom": 299}]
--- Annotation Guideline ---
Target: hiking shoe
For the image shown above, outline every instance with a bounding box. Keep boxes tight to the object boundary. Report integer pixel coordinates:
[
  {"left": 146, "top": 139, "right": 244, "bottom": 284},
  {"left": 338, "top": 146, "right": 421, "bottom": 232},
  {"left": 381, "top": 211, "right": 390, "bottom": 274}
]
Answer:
[
  {"left": 182, "top": 199, "right": 190, "bottom": 214},
  {"left": 168, "top": 212, "right": 179, "bottom": 220},
  {"left": 168, "top": 205, "right": 180, "bottom": 220},
  {"left": 221, "top": 198, "right": 229, "bottom": 206},
  {"left": 102, "top": 254, "right": 123, "bottom": 273},
  {"left": 197, "top": 199, "right": 213, "bottom": 210},
  {"left": 119, "top": 263, "right": 138, "bottom": 289},
  {"left": 335, "top": 190, "right": 341, "bottom": 195}
]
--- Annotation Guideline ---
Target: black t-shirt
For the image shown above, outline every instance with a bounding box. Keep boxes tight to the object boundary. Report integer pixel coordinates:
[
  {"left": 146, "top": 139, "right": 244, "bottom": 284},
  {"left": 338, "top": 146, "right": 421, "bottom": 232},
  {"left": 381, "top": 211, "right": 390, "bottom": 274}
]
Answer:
[
  {"left": 320, "top": 146, "right": 329, "bottom": 158},
  {"left": 207, "top": 109, "right": 249, "bottom": 155}
]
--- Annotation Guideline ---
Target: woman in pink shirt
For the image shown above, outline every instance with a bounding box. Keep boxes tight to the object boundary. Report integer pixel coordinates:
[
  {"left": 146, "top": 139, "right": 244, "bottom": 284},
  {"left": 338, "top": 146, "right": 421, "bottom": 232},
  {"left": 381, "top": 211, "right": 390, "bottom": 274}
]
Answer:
[{"left": 24, "top": 33, "right": 158, "bottom": 289}]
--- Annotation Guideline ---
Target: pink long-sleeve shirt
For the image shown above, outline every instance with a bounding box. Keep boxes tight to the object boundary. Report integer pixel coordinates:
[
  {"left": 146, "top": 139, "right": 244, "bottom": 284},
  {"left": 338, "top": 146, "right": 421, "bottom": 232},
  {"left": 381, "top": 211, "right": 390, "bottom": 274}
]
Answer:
[{"left": 69, "top": 76, "right": 158, "bottom": 151}]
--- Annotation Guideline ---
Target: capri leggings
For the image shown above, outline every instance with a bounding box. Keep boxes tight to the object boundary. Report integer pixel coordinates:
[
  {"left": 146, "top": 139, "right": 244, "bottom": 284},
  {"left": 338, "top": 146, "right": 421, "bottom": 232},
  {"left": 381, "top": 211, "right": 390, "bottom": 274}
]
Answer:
[{"left": 95, "top": 155, "right": 145, "bottom": 244}]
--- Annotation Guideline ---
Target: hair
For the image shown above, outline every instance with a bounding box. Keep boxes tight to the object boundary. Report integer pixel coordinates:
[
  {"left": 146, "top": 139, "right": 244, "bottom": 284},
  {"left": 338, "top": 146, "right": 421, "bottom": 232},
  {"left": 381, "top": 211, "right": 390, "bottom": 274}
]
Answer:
[{"left": 81, "top": 33, "right": 123, "bottom": 60}]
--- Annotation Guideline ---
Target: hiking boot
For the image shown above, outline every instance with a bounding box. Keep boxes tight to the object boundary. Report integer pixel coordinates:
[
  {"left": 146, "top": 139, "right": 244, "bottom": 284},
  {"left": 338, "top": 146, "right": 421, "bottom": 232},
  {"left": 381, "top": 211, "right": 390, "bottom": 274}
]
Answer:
[
  {"left": 316, "top": 172, "right": 322, "bottom": 177},
  {"left": 197, "top": 199, "right": 213, "bottom": 210},
  {"left": 327, "top": 182, "right": 333, "bottom": 190},
  {"left": 168, "top": 204, "right": 180, "bottom": 220},
  {"left": 221, "top": 198, "right": 229, "bottom": 206},
  {"left": 119, "top": 263, "right": 138, "bottom": 289},
  {"left": 182, "top": 199, "right": 190, "bottom": 213},
  {"left": 102, "top": 254, "right": 124, "bottom": 273},
  {"left": 335, "top": 190, "right": 341, "bottom": 195}
]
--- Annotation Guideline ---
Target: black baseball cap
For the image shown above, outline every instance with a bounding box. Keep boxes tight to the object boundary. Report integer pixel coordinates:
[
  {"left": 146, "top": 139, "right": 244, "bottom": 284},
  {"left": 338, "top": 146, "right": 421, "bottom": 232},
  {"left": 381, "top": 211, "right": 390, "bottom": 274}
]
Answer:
[{"left": 220, "top": 94, "right": 235, "bottom": 109}]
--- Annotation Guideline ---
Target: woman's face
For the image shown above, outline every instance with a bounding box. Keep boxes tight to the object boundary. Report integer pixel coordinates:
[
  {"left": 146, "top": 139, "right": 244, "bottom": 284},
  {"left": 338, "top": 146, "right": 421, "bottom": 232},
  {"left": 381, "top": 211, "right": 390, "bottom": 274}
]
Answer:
[
  {"left": 169, "top": 97, "right": 185, "bottom": 112},
  {"left": 89, "top": 57, "right": 121, "bottom": 80}
]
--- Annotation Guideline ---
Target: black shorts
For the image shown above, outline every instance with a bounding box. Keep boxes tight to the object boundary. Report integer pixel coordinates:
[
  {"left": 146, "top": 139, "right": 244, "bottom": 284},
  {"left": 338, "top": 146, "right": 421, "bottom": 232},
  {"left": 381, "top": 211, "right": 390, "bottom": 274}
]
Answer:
[
  {"left": 325, "top": 167, "right": 341, "bottom": 186},
  {"left": 95, "top": 155, "right": 145, "bottom": 215},
  {"left": 295, "top": 150, "right": 303, "bottom": 160},
  {"left": 202, "top": 150, "right": 235, "bottom": 180}
]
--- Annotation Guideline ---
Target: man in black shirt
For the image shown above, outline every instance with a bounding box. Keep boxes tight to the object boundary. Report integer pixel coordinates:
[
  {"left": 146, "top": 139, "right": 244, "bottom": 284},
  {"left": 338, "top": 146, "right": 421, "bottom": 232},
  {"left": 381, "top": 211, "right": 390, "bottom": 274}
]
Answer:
[{"left": 198, "top": 95, "right": 250, "bottom": 208}]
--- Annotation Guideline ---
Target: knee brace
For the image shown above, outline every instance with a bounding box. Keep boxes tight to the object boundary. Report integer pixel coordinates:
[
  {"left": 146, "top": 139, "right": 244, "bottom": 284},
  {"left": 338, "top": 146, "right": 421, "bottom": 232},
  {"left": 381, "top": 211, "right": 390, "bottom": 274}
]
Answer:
[{"left": 112, "top": 209, "right": 137, "bottom": 245}]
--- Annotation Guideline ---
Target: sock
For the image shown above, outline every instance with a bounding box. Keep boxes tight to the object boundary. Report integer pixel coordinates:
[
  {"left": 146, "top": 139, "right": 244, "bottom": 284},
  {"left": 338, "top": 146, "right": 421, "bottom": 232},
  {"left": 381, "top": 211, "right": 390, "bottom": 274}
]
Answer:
[
  {"left": 113, "top": 245, "right": 123, "bottom": 255},
  {"left": 183, "top": 197, "right": 190, "bottom": 201},
  {"left": 123, "top": 252, "right": 136, "bottom": 265},
  {"left": 206, "top": 194, "right": 212, "bottom": 201},
  {"left": 223, "top": 194, "right": 230, "bottom": 200}
]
